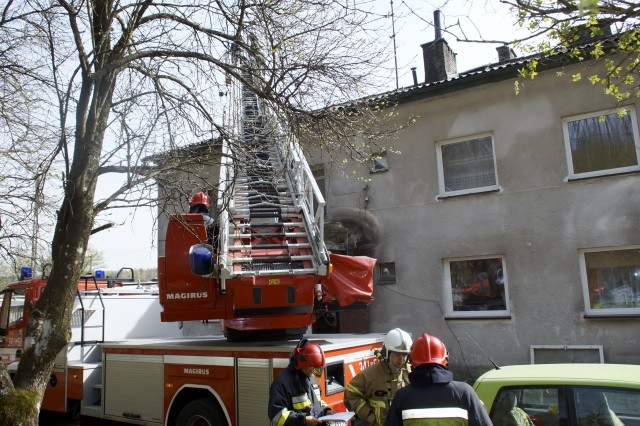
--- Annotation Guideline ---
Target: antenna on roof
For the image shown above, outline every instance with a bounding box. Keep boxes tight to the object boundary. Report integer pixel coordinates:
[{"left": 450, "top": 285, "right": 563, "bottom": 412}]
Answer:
[
  {"left": 390, "top": 0, "right": 398, "bottom": 90},
  {"left": 467, "top": 332, "right": 500, "bottom": 370}
]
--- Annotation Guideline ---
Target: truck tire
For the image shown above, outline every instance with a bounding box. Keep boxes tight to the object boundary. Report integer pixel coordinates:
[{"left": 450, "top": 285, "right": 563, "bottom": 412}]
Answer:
[{"left": 176, "top": 397, "right": 225, "bottom": 426}]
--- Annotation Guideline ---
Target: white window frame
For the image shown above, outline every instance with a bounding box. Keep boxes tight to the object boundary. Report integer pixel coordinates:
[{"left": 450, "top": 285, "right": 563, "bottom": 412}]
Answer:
[
  {"left": 579, "top": 245, "right": 640, "bottom": 317},
  {"left": 530, "top": 345, "right": 604, "bottom": 364},
  {"left": 435, "top": 132, "right": 500, "bottom": 198},
  {"left": 443, "top": 255, "right": 510, "bottom": 318},
  {"left": 562, "top": 106, "right": 640, "bottom": 180}
]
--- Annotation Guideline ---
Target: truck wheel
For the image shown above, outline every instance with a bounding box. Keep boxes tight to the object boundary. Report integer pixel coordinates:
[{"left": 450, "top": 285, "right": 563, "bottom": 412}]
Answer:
[
  {"left": 176, "top": 397, "right": 225, "bottom": 426},
  {"left": 67, "top": 399, "right": 81, "bottom": 421}
]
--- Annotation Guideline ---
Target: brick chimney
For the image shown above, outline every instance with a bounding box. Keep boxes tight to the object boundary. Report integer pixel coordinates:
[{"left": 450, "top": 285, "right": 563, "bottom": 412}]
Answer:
[
  {"left": 496, "top": 45, "right": 517, "bottom": 62},
  {"left": 421, "top": 10, "right": 457, "bottom": 83}
]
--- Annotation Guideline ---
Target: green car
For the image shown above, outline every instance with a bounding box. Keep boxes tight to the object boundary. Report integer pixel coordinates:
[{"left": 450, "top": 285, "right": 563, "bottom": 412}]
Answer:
[{"left": 472, "top": 363, "right": 640, "bottom": 426}]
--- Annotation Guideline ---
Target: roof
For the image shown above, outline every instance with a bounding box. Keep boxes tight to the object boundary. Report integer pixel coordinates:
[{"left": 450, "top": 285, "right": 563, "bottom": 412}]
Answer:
[{"left": 363, "top": 33, "right": 621, "bottom": 107}]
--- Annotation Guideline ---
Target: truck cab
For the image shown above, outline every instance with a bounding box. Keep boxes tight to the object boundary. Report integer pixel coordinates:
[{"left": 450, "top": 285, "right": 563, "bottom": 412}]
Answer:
[{"left": 0, "top": 278, "right": 46, "bottom": 366}]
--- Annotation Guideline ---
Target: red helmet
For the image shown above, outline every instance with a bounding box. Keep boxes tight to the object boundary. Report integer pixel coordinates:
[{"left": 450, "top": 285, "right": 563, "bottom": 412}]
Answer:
[
  {"left": 189, "top": 192, "right": 211, "bottom": 209},
  {"left": 411, "top": 333, "right": 448, "bottom": 368},
  {"left": 294, "top": 342, "right": 325, "bottom": 369}
]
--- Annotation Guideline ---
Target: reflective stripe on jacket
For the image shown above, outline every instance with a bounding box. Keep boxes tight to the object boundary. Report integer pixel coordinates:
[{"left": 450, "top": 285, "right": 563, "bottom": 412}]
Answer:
[
  {"left": 401, "top": 407, "right": 469, "bottom": 425},
  {"left": 268, "top": 364, "right": 330, "bottom": 426},
  {"left": 384, "top": 365, "right": 492, "bottom": 426}
]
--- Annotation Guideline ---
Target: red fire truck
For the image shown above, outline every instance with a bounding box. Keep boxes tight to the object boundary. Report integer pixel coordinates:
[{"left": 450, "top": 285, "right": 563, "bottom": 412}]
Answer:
[
  {"left": 0, "top": 256, "right": 379, "bottom": 424},
  {"left": 0, "top": 36, "right": 380, "bottom": 424}
]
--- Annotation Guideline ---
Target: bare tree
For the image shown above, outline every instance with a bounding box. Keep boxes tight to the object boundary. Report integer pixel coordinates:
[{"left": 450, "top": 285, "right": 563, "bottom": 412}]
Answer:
[{"left": 0, "top": 0, "right": 411, "bottom": 423}]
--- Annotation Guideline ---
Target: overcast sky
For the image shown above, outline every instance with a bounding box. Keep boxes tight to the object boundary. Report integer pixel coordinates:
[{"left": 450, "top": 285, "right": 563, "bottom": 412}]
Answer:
[{"left": 89, "top": 0, "right": 525, "bottom": 272}]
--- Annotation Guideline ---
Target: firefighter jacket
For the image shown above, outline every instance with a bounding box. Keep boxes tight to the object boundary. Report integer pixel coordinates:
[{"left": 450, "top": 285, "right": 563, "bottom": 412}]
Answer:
[
  {"left": 384, "top": 364, "right": 492, "bottom": 426},
  {"left": 344, "top": 359, "right": 410, "bottom": 426},
  {"left": 268, "top": 363, "right": 331, "bottom": 426}
]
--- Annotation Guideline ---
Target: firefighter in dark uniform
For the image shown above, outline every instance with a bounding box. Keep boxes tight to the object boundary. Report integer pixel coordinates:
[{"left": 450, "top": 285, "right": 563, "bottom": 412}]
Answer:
[
  {"left": 385, "top": 333, "right": 492, "bottom": 426},
  {"left": 344, "top": 328, "right": 412, "bottom": 426},
  {"left": 268, "top": 338, "right": 334, "bottom": 426}
]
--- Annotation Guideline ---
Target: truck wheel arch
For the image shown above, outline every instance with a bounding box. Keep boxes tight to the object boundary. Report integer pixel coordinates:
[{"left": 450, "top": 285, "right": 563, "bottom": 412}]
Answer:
[{"left": 166, "top": 385, "right": 230, "bottom": 426}]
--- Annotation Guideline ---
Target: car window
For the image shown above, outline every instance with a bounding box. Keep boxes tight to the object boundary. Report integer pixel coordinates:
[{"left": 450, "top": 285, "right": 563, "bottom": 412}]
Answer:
[
  {"left": 573, "top": 387, "right": 640, "bottom": 426},
  {"left": 491, "top": 386, "right": 568, "bottom": 426}
]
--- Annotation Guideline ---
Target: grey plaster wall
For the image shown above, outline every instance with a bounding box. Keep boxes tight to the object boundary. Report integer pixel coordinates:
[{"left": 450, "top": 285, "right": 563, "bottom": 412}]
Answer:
[{"left": 318, "top": 62, "right": 640, "bottom": 381}]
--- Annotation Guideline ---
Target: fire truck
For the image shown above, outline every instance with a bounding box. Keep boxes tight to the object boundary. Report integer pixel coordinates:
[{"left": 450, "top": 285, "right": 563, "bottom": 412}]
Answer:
[
  {"left": 0, "top": 270, "right": 381, "bottom": 424},
  {"left": 0, "top": 267, "right": 176, "bottom": 367},
  {"left": 0, "top": 37, "right": 380, "bottom": 425}
]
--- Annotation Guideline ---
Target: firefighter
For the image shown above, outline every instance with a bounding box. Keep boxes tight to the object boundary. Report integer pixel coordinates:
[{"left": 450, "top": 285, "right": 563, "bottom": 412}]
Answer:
[
  {"left": 189, "top": 192, "right": 217, "bottom": 246},
  {"left": 384, "top": 333, "right": 492, "bottom": 426},
  {"left": 344, "top": 328, "right": 412, "bottom": 426},
  {"left": 268, "top": 338, "right": 334, "bottom": 426}
]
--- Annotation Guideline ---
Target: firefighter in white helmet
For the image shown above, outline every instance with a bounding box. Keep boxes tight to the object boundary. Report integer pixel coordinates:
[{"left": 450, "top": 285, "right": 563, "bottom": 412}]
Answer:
[{"left": 344, "top": 328, "right": 412, "bottom": 426}]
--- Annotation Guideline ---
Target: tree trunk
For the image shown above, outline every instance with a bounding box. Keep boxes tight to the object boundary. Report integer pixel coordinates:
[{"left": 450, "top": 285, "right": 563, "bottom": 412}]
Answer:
[{"left": 0, "top": 67, "right": 117, "bottom": 424}]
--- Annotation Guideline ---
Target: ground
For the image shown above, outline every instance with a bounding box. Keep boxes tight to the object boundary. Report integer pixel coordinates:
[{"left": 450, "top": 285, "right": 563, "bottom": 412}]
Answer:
[{"left": 39, "top": 412, "right": 123, "bottom": 426}]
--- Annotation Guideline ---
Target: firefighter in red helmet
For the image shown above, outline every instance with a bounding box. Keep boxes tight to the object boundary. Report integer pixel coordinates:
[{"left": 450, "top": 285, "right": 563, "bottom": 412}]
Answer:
[
  {"left": 268, "top": 338, "right": 334, "bottom": 426},
  {"left": 188, "top": 192, "right": 217, "bottom": 246},
  {"left": 385, "top": 333, "right": 492, "bottom": 426},
  {"left": 189, "top": 192, "right": 212, "bottom": 214}
]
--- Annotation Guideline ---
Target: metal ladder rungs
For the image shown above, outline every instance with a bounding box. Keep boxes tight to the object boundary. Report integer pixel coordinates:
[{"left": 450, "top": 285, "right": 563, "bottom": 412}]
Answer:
[
  {"left": 231, "top": 268, "right": 318, "bottom": 276},
  {"left": 232, "top": 255, "right": 313, "bottom": 263},
  {"left": 228, "top": 243, "right": 311, "bottom": 250},
  {"left": 231, "top": 222, "right": 306, "bottom": 229},
  {"left": 233, "top": 205, "right": 297, "bottom": 212},
  {"left": 232, "top": 213, "right": 301, "bottom": 220},
  {"left": 232, "top": 232, "right": 307, "bottom": 238}
]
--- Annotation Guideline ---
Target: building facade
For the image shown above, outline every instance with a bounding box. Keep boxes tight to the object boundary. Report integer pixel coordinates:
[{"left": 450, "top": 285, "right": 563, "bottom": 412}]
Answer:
[{"left": 307, "top": 34, "right": 640, "bottom": 380}]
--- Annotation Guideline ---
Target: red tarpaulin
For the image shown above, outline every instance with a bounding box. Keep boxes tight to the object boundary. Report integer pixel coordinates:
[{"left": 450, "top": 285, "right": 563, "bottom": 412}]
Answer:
[{"left": 321, "top": 253, "right": 376, "bottom": 306}]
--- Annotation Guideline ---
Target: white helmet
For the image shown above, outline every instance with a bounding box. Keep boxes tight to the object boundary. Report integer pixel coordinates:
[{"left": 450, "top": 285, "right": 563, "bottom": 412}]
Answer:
[{"left": 383, "top": 328, "right": 412, "bottom": 356}]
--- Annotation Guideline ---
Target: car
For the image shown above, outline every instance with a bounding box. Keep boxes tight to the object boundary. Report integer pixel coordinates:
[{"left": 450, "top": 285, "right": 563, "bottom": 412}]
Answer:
[{"left": 472, "top": 363, "right": 640, "bottom": 426}]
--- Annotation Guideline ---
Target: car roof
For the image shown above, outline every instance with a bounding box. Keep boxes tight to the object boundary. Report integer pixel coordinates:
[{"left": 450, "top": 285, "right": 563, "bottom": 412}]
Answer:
[{"left": 475, "top": 363, "right": 640, "bottom": 387}]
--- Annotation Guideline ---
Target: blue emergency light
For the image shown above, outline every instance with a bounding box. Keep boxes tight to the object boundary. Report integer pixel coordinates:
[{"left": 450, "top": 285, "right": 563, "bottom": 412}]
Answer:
[
  {"left": 189, "top": 244, "right": 214, "bottom": 276},
  {"left": 20, "top": 266, "right": 32, "bottom": 280},
  {"left": 95, "top": 269, "right": 105, "bottom": 278}
]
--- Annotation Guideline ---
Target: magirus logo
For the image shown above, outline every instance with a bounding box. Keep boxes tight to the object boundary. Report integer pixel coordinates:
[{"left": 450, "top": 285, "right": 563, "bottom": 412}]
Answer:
[{"left": 166, "top": 291, "right": 208, "bottom": 300}]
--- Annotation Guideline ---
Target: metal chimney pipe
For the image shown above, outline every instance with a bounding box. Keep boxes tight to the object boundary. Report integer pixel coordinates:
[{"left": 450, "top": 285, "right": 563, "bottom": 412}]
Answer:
[
  {"left": 434, "top": 10, "right": 442, "bottom": 39},
  {"left": 411, "top": 67, "right": 418, "bottom": 85}
]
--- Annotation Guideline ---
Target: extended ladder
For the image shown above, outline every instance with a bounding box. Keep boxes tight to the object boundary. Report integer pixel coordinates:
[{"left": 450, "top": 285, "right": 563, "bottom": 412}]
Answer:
[{"left": 216, "top": 53, "right": 329, "bottom": 290}]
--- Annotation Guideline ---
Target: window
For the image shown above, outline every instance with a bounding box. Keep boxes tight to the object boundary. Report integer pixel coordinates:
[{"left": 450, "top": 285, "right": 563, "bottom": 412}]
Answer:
[
  {"left": 443, "top": 256, "right": 509, "bottom": 318},
  {"left": 436, "top": 133, "right": 499, "bottom": 197},
  {"left": 375, "top": 262, "right": 396, "bottom": 285},
  {"left": 491, "top": 386, "right": 568, "bottom": 426},
  {"left": 573, "top": 387, "right": 640, "bottom": 426},
  {"left": 530, "top": 345, "right": 603, "bottom": 364},
  {"left": 563, "top": 107, "right": 640, "bottom": 179},
  {"left": 325, "top": 362, "right": 345, "bottom": 396},
  {"left": 491, "top": 386, "right": 640, "bottom": 426},
  {"left": 370, "top": 151, "right": 389, "bottom": 173},
  {"left": 579, "top": 246, "right": 640, "bottom": 316}
]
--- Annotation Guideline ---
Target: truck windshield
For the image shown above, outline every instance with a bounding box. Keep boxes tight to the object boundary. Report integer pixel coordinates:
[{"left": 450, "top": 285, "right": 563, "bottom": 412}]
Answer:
[{"left": 0, "top": 289, "right": 26, "bottom": 335}]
